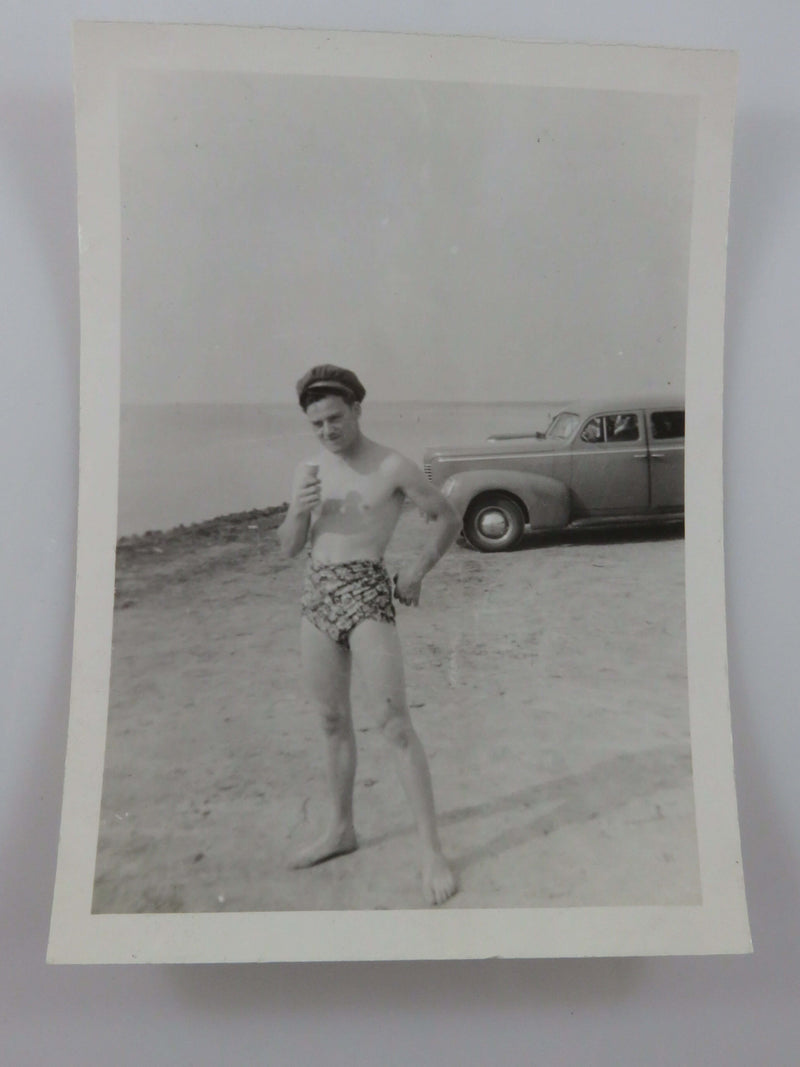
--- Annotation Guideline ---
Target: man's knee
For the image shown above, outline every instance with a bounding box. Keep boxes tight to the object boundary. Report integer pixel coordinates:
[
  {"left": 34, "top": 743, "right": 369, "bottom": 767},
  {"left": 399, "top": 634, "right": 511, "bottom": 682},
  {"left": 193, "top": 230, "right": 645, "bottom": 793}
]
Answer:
[
  {"left": 379, "top": 703, "right": 413, "bottom": 749},
  {"left": 315, "top": 700, "right": 351, "bottom": 737}
]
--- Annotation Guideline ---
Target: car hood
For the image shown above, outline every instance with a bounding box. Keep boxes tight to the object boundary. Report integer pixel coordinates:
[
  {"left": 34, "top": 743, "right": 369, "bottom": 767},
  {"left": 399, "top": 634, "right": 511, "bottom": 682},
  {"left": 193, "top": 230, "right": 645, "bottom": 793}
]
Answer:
[{"left": 424, "top": 437, "right": 560, "bottom": 461}]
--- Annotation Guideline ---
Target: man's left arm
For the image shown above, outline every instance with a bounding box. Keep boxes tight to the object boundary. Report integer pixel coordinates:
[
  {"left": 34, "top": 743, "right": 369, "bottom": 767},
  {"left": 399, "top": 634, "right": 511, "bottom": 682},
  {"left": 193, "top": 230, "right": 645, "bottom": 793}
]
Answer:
[{"left": 393, "top": 457, "right": 461, "bottom": 606}]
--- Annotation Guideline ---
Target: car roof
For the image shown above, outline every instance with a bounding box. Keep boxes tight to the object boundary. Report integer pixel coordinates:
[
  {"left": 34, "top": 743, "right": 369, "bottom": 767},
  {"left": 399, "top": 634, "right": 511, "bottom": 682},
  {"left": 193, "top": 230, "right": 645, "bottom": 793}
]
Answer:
[{"left": 553, "top": 395, "right": 685, "bottom": 417}]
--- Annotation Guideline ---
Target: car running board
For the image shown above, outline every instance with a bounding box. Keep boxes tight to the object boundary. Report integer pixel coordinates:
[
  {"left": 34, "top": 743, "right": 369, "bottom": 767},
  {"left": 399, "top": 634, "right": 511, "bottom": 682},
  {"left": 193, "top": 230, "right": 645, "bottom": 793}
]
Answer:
[{"left": 566, "top": 513, "right": 684, "bottom": 529}]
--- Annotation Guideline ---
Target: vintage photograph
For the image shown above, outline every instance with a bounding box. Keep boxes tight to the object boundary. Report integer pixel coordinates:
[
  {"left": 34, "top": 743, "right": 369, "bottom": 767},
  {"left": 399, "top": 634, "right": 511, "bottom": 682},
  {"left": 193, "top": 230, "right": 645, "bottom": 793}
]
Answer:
[{"left": 50, "top": 25, "right": 748, "bottom": 961}]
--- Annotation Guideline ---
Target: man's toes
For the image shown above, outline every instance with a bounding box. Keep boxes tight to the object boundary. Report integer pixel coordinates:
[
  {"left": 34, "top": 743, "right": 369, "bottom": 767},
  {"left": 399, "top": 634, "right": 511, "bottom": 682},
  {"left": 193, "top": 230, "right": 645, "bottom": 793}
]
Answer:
[
  {"left": 438, "top": 878, "right": 457, "bottom": 905},
  {"left": 425, "top": 868, "right": 458, "bottom": 905}
]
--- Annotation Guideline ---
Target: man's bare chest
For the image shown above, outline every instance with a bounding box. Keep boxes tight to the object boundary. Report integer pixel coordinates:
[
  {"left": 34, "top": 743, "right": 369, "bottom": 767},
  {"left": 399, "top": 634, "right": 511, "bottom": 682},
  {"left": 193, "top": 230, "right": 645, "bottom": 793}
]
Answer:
[{"left": 317, "top": 468, "right": 402, "bottom": 520}]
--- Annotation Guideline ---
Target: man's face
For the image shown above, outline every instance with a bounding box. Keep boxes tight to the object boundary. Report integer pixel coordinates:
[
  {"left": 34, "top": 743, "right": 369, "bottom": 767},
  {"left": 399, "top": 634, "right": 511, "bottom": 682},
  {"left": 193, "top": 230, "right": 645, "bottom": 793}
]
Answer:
[{"left": 305, "top": 394, "right": 361, "bottom": 454}]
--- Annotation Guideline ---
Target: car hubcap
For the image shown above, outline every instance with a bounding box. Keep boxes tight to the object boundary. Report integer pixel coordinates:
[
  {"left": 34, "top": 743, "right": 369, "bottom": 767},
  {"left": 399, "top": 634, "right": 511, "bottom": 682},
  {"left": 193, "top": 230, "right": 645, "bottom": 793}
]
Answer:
[{"left": 478, "top": 508, "right": 509, "bottom": 540}]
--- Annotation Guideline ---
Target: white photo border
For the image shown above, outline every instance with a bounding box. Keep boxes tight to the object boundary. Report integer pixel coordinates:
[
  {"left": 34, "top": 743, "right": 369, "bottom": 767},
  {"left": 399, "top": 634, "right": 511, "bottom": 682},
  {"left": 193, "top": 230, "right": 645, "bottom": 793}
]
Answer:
[{"left": 49, "top": 22, "right": 749, "bottom": 963}]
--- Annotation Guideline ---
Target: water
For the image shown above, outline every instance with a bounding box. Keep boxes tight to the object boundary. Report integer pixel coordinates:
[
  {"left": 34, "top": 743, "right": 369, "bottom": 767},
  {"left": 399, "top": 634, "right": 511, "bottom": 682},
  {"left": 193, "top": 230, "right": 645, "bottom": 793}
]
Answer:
[{"left": 118, "top": 401, "right": 559, "bottom": 536}]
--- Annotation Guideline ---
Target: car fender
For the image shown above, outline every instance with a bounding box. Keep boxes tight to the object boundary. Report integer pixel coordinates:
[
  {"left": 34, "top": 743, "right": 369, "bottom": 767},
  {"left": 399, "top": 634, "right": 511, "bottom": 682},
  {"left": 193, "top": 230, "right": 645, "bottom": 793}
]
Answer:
[{"left": 441, "top": 469, "right": 569, "bottom": 529}]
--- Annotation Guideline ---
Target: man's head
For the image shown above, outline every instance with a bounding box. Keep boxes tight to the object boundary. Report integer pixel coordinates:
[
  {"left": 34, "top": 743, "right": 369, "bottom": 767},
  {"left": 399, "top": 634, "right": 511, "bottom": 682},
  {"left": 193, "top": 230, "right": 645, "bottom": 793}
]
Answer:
[
  {"left": 296, "top": 364, "right": 366, "bottom": 411},
  {"left": 296, "top": 365, "right": 366, "bottom": 455}
]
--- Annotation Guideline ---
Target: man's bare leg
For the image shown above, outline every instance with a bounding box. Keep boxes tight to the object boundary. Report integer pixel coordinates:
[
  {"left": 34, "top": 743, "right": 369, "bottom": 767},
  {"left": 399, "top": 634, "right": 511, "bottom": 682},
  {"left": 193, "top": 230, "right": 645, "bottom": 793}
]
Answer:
[
  {"left": 289, "top": 619, "right": 358, "bottom": 868},
  {"left": 350, "top": 620, "right": 457, "bottom": 905}
]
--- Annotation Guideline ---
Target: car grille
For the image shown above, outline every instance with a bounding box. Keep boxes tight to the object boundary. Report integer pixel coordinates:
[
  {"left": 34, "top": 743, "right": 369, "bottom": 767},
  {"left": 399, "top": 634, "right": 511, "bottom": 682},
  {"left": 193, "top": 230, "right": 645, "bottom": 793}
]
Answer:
[{"left": 423, "top": 462, "right": 432, "bottom": 481}]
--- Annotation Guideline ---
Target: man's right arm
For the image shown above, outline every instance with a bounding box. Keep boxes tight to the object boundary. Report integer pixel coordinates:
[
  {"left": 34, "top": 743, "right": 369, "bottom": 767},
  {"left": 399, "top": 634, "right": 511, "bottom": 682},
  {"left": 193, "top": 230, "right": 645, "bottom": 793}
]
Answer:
[{"left": 278, "top": 463, "right": 321, "bottom": 557}]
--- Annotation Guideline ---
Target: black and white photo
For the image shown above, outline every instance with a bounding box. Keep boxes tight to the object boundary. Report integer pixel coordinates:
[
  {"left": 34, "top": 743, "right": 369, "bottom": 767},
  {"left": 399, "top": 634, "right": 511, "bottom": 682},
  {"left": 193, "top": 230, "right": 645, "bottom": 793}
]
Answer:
[{"left": 49, "top": 23, "right": 748, "bottom": 962}]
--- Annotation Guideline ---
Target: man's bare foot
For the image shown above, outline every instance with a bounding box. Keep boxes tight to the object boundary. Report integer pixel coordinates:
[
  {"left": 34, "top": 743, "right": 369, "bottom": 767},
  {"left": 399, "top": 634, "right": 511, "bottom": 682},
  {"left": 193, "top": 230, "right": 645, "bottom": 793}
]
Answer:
[
  {"left": 422, "top": 852, "right": 458, "bottom": 906},
  {"left": 288, "top": 826, "right": 358, "bottom": 869}
]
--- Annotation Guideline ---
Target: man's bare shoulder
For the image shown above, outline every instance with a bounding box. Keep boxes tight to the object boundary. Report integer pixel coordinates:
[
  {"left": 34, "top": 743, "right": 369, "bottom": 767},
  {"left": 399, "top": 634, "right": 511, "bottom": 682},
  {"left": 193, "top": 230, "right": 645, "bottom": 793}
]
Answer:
[
  {"left": 378, "top": 450, "right": 453, "bottom": 518},
  {"left": 374, "top": 447, "right": 423, "bottom": 487}
]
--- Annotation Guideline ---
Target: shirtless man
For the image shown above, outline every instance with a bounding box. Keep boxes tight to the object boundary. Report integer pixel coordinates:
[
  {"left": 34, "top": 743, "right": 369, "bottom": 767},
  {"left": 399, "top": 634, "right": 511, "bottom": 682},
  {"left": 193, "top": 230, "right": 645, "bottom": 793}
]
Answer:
[{"left": 278, "top": 364, "right": 461, "bottom": 906}]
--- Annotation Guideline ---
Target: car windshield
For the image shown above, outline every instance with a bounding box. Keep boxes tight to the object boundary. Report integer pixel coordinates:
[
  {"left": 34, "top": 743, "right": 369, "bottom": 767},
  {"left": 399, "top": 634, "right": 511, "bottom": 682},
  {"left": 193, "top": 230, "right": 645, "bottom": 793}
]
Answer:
[{"left": 545, "top": 411, "right": 580, "bottom": 440}]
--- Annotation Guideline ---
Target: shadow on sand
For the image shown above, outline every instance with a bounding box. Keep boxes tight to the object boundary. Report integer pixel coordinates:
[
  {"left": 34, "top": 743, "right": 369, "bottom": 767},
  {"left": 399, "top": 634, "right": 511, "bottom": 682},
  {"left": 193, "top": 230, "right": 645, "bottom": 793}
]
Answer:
[{"left": 360, "top": 743, "right": 693, "bottom": 877}]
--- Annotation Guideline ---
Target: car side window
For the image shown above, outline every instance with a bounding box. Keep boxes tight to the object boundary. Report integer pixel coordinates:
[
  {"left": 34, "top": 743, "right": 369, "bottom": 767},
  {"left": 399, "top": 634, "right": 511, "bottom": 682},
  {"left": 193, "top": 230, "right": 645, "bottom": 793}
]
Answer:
[
  {"left": 650, "top": 410, "right": 685, "bottom": 439},
  {"left": 606, "top": 413, "right": 639, "bottom": 442},
  {"left": 580, "top": 413, "right": 640, "bottom": 444},
  {"left": 580, "top": 417, "right": 604, "bottom": 443}
]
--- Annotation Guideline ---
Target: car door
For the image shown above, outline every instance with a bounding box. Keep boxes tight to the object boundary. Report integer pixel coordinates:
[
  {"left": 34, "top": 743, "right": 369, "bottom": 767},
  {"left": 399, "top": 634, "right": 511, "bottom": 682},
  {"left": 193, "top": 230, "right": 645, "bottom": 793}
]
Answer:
[
  {"left": 568, "top": 410, "right": 650, "bottom": 517},
  {"left": 647, "top": 409, "right": 684, "bottom": 511}
]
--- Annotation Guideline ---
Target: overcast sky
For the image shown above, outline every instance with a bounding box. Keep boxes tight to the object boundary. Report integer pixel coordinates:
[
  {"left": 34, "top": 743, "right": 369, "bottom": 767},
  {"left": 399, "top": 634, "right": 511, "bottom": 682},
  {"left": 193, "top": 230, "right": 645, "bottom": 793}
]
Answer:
[{"left": 120, "top": 71, "right": 697, "bottom": 405}]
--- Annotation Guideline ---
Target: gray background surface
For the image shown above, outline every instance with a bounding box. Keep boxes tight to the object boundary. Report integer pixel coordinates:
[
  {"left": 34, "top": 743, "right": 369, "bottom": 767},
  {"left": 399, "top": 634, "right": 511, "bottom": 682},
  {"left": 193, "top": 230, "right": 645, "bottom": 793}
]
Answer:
[{"left": 2, "top": 1, "right": 798, "bottom": 1064}]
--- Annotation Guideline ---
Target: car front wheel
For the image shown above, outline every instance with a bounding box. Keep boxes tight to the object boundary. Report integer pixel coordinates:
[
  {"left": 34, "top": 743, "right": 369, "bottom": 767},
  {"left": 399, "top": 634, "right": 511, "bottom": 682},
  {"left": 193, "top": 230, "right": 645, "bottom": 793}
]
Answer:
[{"left": 463, "top": 494, "right": 526, "bottom": 552}]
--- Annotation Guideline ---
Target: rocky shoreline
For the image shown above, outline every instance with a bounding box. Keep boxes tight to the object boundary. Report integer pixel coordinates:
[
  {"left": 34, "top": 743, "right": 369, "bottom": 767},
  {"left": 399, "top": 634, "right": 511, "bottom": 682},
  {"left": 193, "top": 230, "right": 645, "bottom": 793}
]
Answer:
[{"left": 116, "top": 504, "right": 290, "bottom": 559}]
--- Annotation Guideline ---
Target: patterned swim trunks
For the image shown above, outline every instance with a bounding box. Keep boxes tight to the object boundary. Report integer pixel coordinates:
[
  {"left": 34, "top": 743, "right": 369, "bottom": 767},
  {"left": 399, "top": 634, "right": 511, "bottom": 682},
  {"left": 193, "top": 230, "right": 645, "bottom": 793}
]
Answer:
[{"left": 301, "top": 558, "right": 396, "bottom": 648}]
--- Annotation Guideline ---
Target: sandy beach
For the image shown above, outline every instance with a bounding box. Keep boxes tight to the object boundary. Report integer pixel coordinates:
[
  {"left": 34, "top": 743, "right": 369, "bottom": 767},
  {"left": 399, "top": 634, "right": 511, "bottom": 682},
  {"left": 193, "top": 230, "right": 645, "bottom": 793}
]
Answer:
[{"left": 93, "top": 508, "right": 699, "bottom": 913}]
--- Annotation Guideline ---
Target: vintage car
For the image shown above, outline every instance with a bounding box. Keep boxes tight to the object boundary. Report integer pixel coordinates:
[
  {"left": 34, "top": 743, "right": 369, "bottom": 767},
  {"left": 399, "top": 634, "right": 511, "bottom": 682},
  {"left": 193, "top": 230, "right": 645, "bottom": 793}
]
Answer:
[{"left": 423, "top": 396, "right": 685, "bottom": 551}]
